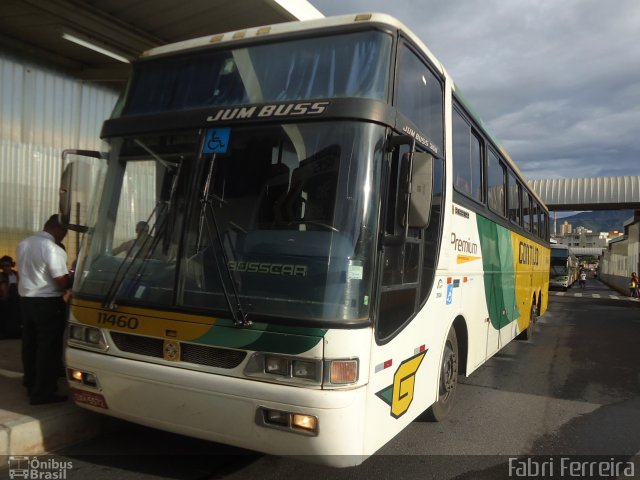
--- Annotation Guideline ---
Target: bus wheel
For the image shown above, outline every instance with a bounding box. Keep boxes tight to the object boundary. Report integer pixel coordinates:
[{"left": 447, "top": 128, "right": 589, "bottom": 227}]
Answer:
[
  {"left": 424, "top": 327, "right": 458, "bottom": 422},
  {"left": 517, "top": 303, "right": 537, "bottom": 340}
]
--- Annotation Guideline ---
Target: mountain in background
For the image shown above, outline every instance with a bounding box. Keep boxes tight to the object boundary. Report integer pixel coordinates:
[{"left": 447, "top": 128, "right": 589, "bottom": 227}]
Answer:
[{"left": 552, "top": 210, "right": 633, "bottom": 233}]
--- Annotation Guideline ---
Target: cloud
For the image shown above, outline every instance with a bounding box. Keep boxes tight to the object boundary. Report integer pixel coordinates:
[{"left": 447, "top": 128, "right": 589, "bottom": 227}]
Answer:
[{"left": 312, "top": 0, "right": 640, "bottom": 180}]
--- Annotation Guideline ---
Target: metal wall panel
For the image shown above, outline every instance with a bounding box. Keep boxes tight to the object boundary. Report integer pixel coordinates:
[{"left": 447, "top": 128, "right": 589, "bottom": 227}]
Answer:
[{"left": 0, "top": 52, "right": 119, "bottom": 258}]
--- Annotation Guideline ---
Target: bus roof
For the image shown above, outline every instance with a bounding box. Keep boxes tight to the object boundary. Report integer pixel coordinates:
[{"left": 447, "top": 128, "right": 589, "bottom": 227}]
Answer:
[
  {"left": 141, "top": 12, "right": 546, "bottom": 210},
  {"left": 142, "top": 13, "right": 447, "bottom": 79}
]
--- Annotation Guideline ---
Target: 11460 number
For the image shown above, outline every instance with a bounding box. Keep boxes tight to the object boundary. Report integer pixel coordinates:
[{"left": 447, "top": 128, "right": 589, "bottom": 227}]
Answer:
[{"left": 97, "top": 312, "right": 139, "bottom": 330}]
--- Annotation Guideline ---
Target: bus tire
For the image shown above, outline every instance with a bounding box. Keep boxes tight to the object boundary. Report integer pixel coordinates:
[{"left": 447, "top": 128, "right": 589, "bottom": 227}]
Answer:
[
  {"left": 424, "top": 327, "right": 458, "bottom": 422},
  {"left": 517, "top": 302, "right": 537, "bottom": 340}
]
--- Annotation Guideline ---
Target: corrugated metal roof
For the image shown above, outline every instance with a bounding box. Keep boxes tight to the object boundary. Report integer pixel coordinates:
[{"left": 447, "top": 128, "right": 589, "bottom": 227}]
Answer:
[
  {"left": 0, "top": 0, "right": 322, "bottom": 83},
  {"left": 529, "top": 176, "right": 640, "bottom": 211}
]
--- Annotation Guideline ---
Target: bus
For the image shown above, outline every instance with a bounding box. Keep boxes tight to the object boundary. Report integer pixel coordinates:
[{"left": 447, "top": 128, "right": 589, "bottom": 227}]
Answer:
[
  {"left": 549, "top": 244, "right": 578, "bottom": 291},
  {"left": 60, "top": 13, "right": 550, "bottom": 467}
]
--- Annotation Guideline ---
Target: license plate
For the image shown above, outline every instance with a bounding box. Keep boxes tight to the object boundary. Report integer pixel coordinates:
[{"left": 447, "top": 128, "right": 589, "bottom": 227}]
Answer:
[{"left": 69, "top": 387, "right": 109, "bottom": 409}]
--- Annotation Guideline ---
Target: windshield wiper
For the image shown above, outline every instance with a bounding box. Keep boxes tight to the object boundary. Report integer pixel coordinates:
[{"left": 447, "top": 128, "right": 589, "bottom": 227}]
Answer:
[
  {"left": 103, "top": 141, "right": 183, "bottom": 309},
  {"left": 198, "top": 154, "right": 252, "bottom": 328}
]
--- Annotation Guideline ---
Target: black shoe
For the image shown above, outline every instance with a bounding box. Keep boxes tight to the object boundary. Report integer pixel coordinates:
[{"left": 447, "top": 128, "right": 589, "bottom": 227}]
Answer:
[{"left": 30, "top": 395, "right": 68, "bottom": 405}]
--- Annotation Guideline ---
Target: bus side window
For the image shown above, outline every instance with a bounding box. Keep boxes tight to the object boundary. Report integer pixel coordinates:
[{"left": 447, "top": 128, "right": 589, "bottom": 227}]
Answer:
[
  {"left": 396, "top": 43, "right": 444, "bottom": 155},
  {"left": 487, "top": 149, "right": 506, "bottom": 217},
  {"left": 532, "top": 201, "right": 539, "bottom": 236},
  {"left": 508, "top": 172, "right": 521, "bottom": 225},
  {"left": 452, "top": 108, "right": 482, "bottom": 202},
  {"left": 523, "top": 192, "right": 532, "bottom": 232},
  {"left": 540, "top": 210, "right": 549, "bottom": 240}
]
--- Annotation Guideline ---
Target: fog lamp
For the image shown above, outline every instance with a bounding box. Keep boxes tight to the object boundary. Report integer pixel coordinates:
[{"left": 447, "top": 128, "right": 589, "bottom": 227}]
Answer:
[
  {"left": 292, "top": 414, "right": 318, "bottom": 433},
  {"left": 257, "top": 407, "right": 319, "bottom": 436},
  {"left": 68, "top": 368, "right": 83, "bottom": 383},
  {"left": 84, "top": 372, "right": 98, "bottom": 387},
  {"left": 265, "top": 409, "right": 289, "bottom": 427},
  {"left": 67, "top": 367, "right": 99, "bottom": 388}
]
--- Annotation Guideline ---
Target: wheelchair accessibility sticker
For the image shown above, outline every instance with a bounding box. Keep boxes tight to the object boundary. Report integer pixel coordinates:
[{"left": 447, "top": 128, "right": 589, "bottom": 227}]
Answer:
[
  {"left": 203, "top": 128, "right": 231, "bottom": 153},
  {"left": 446, "top": 284, "right": 454, "bottom": 305}
]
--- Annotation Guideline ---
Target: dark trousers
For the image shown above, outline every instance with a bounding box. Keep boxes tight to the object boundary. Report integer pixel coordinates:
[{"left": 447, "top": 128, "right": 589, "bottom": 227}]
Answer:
[{"left": 20, "top": 296, "right": 66, "bottom": 402}]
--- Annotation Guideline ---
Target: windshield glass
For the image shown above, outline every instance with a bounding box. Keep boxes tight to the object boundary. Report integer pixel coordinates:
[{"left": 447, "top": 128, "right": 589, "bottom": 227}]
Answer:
[
  {"left": 75, "top": 133, "right": 197, "bottom": 307},
  {"left": 75, "top": 122, "right": 384, "bottom": 324},
  {"left": 550, "top": 265, "right": 568, "bottom": 276},
  {"left": 120, "top": 30, "right": 392, "bottom": 116}
]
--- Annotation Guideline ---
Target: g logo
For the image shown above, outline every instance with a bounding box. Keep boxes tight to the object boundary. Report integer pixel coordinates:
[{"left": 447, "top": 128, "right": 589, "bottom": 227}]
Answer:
[
  {"left": 376, "top": 350, "right": 427, "bottom": 419},
  {"left": 391, "top": 352, "right": 426, "bottom": 418}
]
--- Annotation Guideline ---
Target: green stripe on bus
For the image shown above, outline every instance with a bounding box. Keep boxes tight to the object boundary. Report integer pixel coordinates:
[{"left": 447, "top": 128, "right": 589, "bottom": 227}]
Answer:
[
  {"left": 193, "top": 320, "right": 326, "bottom": 354},
  {"left": 477, "top": 216, "right": 520, "bottom": 329}
]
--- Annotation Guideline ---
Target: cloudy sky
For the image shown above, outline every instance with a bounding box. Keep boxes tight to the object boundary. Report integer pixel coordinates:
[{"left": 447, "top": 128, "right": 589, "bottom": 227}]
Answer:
[{"left": 310, "top": 0, "right": 640, "bottom": 181}]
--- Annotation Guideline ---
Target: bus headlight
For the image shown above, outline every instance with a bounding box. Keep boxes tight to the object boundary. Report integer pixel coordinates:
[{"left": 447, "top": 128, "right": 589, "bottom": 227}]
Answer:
[
  {"left": 245, "top": 353, "right": 322, "bottom": 385},
  {"left": 67, "top": 324, "right": 108, "bottom": 352},
  {"left": 265, "top": 356, "right": 289, "bottom": 376},
  {"left": 245, "top": 354, "right": 359, "bottom": 387},
  {"left": 292, "top": 360, "right": 317, "bottom": 380}
]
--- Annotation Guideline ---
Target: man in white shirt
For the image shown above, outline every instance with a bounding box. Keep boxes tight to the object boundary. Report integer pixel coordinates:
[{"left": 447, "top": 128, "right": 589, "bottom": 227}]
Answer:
[{"left": 17, "top": 214, "right": 73, "bottom": 405}]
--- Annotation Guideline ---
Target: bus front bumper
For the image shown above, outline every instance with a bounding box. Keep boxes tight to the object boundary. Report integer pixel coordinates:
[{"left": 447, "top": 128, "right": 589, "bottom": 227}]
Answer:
[{"left": 65, "top": 347, "right": 368, "bottom": 466}]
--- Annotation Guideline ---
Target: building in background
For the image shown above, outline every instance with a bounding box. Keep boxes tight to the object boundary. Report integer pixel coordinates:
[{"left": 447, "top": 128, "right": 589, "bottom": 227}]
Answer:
[
  {"left": 600, "top": 213, "right": 640, "bottom": 294},
  {"left": 554, "top": 227, "right": 606, "bottom": 248},
  {"left": 0, "top": 52, "right": 118, "bottom": 261},
  {"left": 560, "top": 220, "right": 573, "bottom": 235}
]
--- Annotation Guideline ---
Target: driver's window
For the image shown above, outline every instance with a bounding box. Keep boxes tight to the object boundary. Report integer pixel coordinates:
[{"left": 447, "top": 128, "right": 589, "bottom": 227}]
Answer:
[
  {"left": 113, "top": 160, "right": 156, "bottom": 255},
  {"left": 378, "top": 144, "right": 422, "bottom": 340}
]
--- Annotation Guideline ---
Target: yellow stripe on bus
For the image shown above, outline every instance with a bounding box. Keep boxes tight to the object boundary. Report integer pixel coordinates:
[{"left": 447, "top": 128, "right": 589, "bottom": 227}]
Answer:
[
  {"left": 70, "top": 298, "right": 216, "bottom": 340},
  {"left": 456, "top": 254, "right": 481, "bottom": 264}
]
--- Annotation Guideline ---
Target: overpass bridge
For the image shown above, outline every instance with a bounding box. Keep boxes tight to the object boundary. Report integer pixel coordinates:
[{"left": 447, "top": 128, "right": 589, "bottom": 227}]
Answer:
[
  {"left": 529, "top": 176, "right": 640, "bottom": 293},
  {"left": 528, "top": 176, "right": 640, "bottom": 211}
]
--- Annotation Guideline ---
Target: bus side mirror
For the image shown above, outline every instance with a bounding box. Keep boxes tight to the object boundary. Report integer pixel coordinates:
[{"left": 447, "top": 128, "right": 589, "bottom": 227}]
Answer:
[
  {"left": 59, "top": 149, "right": 106, "bottom": 232},
  {"left": 407, "top": 152, "right": 433, "bottom": 228}
]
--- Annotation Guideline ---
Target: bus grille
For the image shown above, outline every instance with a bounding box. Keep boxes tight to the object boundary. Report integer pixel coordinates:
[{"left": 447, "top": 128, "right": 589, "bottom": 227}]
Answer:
[{"left": 109, "top": 332, "right": 247, "bottom": 369}]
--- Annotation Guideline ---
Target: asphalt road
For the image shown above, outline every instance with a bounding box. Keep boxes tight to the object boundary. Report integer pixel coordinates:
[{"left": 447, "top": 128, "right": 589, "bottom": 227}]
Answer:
[{"left": 40, "top": 278, "right": 640, "bottom": 479}]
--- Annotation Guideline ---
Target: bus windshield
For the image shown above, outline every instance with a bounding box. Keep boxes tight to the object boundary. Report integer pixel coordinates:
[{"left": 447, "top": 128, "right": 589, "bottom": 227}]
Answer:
[
  {"left": 75, "top": 121, "right": 384, "bottom": 324},
  {"left": 120, "top": 30, "right": 392, "bottom": 116}
]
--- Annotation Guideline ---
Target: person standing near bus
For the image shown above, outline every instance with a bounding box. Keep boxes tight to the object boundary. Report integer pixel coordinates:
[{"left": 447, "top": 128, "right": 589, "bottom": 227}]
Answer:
[
  {"left": 0, "top": 255, "right": 21, "bottom": 338},
  {"left": 629, "top": 272, "right": 639, "bottom": 298},
  {"left": 16, "top": 214, "right": 73, "bottom": 405},
  {"left": 579, "top": 270, "right": 587, "bottom": 289}
]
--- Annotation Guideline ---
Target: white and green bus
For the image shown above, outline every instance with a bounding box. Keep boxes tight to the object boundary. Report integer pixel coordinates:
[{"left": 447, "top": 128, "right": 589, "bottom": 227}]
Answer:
[
  {"left": 549, "top": 244, "right": 578, "bottom": 291},
  {"left": 61, "top": 13, "right": 550, "bottom": 467}
]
